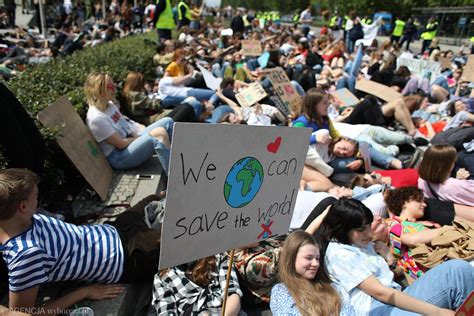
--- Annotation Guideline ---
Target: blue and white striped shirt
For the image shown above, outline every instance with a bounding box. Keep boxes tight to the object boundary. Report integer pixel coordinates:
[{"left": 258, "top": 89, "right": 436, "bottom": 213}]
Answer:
[{"left": 0, "top": 214, "right": 124, "bottom": 292}]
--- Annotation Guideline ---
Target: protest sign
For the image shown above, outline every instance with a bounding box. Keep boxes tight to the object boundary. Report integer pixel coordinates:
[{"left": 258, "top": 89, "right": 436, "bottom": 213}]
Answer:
[
  {"left": 330, "top": 88, "right": 360, "bottom": 107},
  {"left": 197, "top": 64, "right": 222, "bottom": 91},
  {"left": 159, "top": 123, "right": 311, "bottom": 269},
  {"left": 355, "top": 79, "right": 402, "bottom": 102},
  {"left": 235, "top": 82, "right": 267, "bottom": 107},
  {"left": 438, "top": 57, "right": 452, "bottom": 70},
  {"left": 241, "top": 40, "right": 263, "bottom": 56},
  {"left": 37, "top": 97, "right": 113, "bottom": 200},
  {"left": 262, "top": 67, "right": 302, "bottom": 114},
  {"left": 463, "top": 55, "right": 474, "bottom": 83},
  {"left": 397, "top": 57, "right": 441, "bottom": 83}
]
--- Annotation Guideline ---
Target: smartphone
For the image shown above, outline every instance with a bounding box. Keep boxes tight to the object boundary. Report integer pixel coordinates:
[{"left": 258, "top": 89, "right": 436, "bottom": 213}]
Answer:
[{"left": 136, "top": 174, "right": 154, "bottom": 180}]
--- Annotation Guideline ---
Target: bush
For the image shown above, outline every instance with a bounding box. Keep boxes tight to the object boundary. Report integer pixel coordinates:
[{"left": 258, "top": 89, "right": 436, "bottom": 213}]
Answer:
[{"left": 1, "top": 32, "right": 158, "bottom": 202}]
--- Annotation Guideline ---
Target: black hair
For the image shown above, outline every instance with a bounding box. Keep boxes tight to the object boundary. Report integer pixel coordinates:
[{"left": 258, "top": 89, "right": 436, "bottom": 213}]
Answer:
[
  {"left": 317, "top": 199, "right": 374, "bottom": 246},
  {"left": 220, "top": 77, "right": 235, "bottom": 89}
]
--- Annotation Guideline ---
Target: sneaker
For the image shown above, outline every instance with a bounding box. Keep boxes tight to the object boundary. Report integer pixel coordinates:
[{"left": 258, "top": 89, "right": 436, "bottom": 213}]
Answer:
[{"left": 413, "top": 137, "right": 429, "bottom": 147}]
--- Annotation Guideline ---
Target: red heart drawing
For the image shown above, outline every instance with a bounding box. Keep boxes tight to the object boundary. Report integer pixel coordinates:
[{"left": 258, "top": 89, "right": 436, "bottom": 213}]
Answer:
[{"left": 267, "top": 137, "right": 282, "bottom": 154}]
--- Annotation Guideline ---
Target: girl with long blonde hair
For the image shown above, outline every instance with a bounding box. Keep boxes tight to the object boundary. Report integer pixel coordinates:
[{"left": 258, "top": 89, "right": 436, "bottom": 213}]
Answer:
[
  {"left": 270, "top": 230, "right": 354, "bottom": 315},
  {"left": 85, "top": 72, "right": 173, "bottom": 172}
]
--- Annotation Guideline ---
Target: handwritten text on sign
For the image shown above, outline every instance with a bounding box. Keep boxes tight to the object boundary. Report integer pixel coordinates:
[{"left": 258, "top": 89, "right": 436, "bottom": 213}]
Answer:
[
  {"left": 263, "top": 67, "right": 302, "bottom": 113},
  {"left": 159, "top": 124, "right": 310, "bottom": 269}
]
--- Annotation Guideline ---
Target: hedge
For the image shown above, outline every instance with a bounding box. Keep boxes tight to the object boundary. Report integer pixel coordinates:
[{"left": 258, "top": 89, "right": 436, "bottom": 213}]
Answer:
[{"left": 1, "top": 31, "right": 158, "bottom": 202}]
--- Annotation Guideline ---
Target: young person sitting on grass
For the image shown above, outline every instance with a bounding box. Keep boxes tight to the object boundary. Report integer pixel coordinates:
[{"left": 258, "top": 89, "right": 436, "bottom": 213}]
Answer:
[{"left": 0, "top": 168, "right": 161, "bottom": 314}]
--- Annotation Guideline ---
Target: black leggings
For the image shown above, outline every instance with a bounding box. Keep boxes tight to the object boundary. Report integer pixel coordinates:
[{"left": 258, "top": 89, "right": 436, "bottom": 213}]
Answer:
[
  {"left": 167, "top": 103, "right": 198, "bottom": 123},
  {"left": 107, "top": 195, "right": 162, "bottom": 283}
]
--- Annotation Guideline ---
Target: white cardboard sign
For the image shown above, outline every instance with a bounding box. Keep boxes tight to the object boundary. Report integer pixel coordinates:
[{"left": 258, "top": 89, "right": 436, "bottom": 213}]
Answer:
[
  {"left": 397, "top": 57, "right": 441, "bottom": 83},
  {"left": 197, "top": 64, "right": 223, "bottom": 91},
  {"left": 235, "top": 82, "right": 267, "bottom": 107},
  {"left": 159, "top": 123, "right": 311, "bottom": 269}
]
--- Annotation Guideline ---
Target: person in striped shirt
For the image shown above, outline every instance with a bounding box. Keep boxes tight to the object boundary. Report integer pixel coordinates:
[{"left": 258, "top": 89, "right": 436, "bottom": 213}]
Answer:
[{"left": 0, "top": 168, "right": 161, "bottom": 313}]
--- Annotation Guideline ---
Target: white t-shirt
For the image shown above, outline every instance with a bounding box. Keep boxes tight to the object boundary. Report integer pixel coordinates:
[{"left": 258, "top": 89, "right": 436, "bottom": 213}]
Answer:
[
  {"left": 158, "top": 77, "right": 191, "bottom": 99},
  {"left": 361, "top": 192, "right": 387, "bottom": 218},
  {"left": 290, "top": 191, "right": 331, "bottom": 230},
  {"left": 144, "top": 4, "right": 155, "bottom": 17},
  {"left": 345, "top": 19, "right": 354, "bottom": 31},
  {"left": 325, "top": 242, "right": 401, "bottom": 316},
  {"left": 334, "top": 122, "right": 368, "bottom": 139},
  {"left": 300, "top": 10, "right": 312, "bottom": 27},
  {"left": 290, "top": 191, "right": 386, "bottom": 230},
  {"left": 86, "top": 102, "right": 140, "bottom": 157}
]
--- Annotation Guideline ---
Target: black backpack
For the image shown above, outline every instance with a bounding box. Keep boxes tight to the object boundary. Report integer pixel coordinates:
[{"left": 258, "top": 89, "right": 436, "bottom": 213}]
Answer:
[{"left": 349, "top": 23, "right": 364, "bottom": 41}]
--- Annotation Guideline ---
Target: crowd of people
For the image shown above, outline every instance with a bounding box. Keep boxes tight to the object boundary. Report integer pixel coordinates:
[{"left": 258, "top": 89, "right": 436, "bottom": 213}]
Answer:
[{"left": 1, "top": 2, "right": 474, "bottom": 315}]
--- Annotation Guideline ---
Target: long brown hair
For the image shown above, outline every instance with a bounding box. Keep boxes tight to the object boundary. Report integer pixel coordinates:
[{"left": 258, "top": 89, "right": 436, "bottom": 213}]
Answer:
[
  {"left": 122, "top": 71, "right": 146, "bottom": 98},
  {"left": 159, "top": 256, "right": 217, "bottom": 287},
  {"left": 418, "top": 144, "right": 457, "bottom": 184},
  {"left": 279, "top": 231, "right": 341, "bottom": 316},
  {"left": 294, "top": 88, "right": 328, "bottom": 127}
]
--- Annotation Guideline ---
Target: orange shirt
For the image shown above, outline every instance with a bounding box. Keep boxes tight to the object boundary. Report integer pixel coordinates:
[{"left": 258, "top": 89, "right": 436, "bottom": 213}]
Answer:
[{"left": 165, "top": 62, "right": 185, "bottom": 77}]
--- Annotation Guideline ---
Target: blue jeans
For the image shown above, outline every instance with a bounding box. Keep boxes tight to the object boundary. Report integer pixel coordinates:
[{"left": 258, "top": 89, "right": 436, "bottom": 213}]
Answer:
[
  {"left": 211, "top": 61, "right": 231, "bottom": 78},
  {"left": 356, "top": 127, "right": 411, "bottom": 156},
  {"left": 186, "top": 89, "right": 216, "bottom": 102},
  {"left": 207, "top": 105, "right": 234, "bottom": 123},
  {"left": 370, "top": 260, "right": 474, "bottom": 315},
  {"left": 336, "top": 44, "right": 363, "bottom": 93},
  {"left": 161, "top": 96, "right": 202, "bottom": 118},
  {"left": 107, "top": 117, "right": 173, "bottom": 173},
  {"left": 329, "top": 142, "right": 394, "bottom": 172},
  {"left": 292, "top": 80, "right": 306, "bottom": 96},
  {"left": 246, "top": 58, "right": 260, "bottom": 71}
]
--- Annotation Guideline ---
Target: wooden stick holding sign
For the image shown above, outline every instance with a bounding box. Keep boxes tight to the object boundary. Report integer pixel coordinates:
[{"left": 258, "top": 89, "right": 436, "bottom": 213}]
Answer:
[{"left": 221, "top": 249, "right": 236, "bottom": 316}]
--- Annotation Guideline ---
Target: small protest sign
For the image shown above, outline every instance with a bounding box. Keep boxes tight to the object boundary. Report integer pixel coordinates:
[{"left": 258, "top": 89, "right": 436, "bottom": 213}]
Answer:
[
  {"left": 330, "top": 88, "right": 360, "bottom": 107},
  {"left": 241, "top": 40, "right": 263, "bottom": 56},
  {"left": 397, "top": 57, "right": 441, "bottom": 83},
  {"left": 463, "top": 55, "right": 474, "bottom": 83},
  {"left": 355, "top": 79, "right": 402, "bottom": 102},
  {"left": 197, "top": 64, "right": 222, "bottom": 91},
  {"left": 37, "top": 97, "right": 113, "bottom": 200},
  {"left": 235, "top": 82, "right": 267, "bottom": 107},
  {"left": 159, "top": 123, "right": 311, "bottom": 269},
  {"left": 262, "top": 67, "right": 302, "bottom": 114},
  {"left": 438, "top": 57, "right": 452, "bottom": 70}
]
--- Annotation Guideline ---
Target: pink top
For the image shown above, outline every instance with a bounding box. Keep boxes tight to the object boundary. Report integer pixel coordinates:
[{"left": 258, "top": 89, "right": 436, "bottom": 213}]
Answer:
[{"left": 418, "top": 177, "right": 474, "bottom": 206}]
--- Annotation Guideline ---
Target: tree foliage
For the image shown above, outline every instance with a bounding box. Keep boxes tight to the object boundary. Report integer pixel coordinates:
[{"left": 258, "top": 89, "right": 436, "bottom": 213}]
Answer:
[{"left": 221, "top": 0, "right": 473, "bottom": 15}]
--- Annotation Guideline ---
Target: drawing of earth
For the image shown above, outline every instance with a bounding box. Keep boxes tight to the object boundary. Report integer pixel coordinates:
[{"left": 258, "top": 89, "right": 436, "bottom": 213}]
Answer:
[{"left": 224, "top": 157, "right": 264, "bottom": 208}]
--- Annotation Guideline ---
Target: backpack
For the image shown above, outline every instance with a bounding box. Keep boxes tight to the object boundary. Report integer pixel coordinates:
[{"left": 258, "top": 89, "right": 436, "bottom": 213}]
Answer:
[{"left": 349, "top": 23, "right": 364, "bottom": 41}]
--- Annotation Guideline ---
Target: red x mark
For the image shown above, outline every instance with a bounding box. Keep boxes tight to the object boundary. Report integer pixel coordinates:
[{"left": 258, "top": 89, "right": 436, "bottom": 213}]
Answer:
[{"left": 257, "top": 219, "right": 273, "bottom": 239}]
